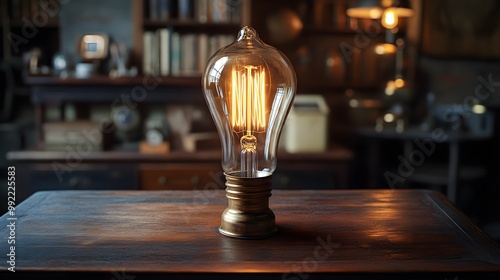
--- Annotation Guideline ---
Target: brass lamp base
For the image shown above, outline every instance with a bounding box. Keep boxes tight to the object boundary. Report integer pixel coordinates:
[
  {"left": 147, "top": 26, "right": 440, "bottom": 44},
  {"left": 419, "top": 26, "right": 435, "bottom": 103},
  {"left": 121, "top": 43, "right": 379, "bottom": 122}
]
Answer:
[{"left": 219, "top": 171, "right": 277, "bottom": 239}]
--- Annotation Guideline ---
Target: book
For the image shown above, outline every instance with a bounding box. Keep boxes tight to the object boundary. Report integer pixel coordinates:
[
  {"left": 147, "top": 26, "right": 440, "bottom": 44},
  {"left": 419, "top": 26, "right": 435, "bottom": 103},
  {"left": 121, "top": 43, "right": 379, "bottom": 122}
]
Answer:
[
  {"left": 43, "top": 121, "right": 105, "bottom": 151},
  {"left": 205, "top": 34, "right": 232, "bottom": 61},
  {"left": 180, "top": 34, "right": 197, "bottom": 76},
  {"left": 195, "top": 0, "right": 208, "bottom": 23},
  {"left": 197, "top": 33, "right": 209, "bottom": 75},
  {"left": 159, "top": 0, "right": 171, "bottom": 20},
  {"left": 151, "top": 30, "right": 160, "bottom": 75},
  {"left": 208, "top": 35, "right": 219, "bottom": 58},
  {"left": 227, "top": 0, "right": 241, "bottom": 23},
  {"left": 143, "top": 31, "right": 154, "bottom": 75},
  {"left": 159, "top": 28, "right": 170, "bottom": 76},
  {"left": 171, "top": 32, "right": 181, "bottom": 76},
  {"left": 209, "top": 0, "right": 227, "bottom": 23},
  {"left": 149, "top": 0, "right": 160, "bottom": 20},
  {"left": 178, "top": 0, "right": 193, "bottom": 20},
  {"left": 217, "top": 34, "right": 233, "bottom": 50}
]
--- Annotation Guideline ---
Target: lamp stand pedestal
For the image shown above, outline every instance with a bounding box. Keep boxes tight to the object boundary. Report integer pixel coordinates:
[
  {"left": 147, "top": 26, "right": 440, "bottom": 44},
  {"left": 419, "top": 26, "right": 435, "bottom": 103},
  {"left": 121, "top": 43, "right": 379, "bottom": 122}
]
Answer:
[{"left": 219, "top": 172, "right": 277, "bottom": 239}]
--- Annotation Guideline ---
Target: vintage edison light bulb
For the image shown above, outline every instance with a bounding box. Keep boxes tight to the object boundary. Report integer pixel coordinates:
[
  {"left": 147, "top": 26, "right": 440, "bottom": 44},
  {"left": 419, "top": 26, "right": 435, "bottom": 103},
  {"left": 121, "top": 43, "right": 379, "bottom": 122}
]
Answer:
[{"left": 202, "top": 26, "right": 296, "bottom": 238}]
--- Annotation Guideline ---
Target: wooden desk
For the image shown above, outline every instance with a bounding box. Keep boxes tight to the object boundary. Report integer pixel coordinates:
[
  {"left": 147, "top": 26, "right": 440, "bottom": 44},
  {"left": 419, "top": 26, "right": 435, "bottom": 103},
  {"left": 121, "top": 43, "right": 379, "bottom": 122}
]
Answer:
[{"left": 1, "top": 190, "right": 499, "bottom": 279}]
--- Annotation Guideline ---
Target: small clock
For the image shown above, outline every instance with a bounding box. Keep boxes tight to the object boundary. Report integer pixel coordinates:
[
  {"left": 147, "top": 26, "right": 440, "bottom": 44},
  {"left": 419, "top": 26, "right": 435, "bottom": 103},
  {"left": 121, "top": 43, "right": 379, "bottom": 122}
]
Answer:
[
  {"left": 78, "top": 34, "right": 109, "bottom": 61},
  {"left": 144, "top": 118, "right": 168, "bottom": 146},
  {"left": 146, "top": 129, "right": 164, "bottom": 146}
]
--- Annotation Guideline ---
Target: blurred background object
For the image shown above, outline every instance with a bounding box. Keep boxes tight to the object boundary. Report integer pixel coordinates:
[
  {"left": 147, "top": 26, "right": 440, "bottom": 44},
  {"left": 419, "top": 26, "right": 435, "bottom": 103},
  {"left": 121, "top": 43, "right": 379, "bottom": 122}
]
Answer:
[{"left": 266, "top": 7, "right": 303, "bottom": 45}]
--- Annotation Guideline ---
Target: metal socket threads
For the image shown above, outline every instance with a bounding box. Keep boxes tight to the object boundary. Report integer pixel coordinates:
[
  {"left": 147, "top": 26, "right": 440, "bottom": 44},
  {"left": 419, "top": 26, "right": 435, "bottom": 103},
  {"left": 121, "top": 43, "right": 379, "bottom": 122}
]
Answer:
[{"left": 219, "top": 171, "right": 278, "bottom": 239}]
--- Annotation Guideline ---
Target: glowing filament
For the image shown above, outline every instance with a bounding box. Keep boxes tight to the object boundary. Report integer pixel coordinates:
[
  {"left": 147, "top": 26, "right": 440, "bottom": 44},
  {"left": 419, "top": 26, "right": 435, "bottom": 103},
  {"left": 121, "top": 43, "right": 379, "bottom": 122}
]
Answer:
[{"left": 230, "top": 66, "right": 267, "bottom": 134}]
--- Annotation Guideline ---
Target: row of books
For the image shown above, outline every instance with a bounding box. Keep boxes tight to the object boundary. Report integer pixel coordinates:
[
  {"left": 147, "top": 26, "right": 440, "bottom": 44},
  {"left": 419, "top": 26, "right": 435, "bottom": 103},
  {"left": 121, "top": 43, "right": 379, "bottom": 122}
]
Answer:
[
  {"left": 143, "top": 29, "right": 234, "bottom": 76},
  {"left": 147, "top": 0, "right": 241, "bottom": 23}
]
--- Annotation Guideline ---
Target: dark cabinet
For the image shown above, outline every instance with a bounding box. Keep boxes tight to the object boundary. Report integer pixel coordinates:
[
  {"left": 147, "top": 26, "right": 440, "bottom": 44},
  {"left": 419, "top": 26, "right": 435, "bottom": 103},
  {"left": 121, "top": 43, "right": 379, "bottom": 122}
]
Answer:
[
  {"left": 8, "top": 148, "right": 352, "bottom": 203},
  {"left": 16, "top": 163, "right": 137, "bottom": 201}
]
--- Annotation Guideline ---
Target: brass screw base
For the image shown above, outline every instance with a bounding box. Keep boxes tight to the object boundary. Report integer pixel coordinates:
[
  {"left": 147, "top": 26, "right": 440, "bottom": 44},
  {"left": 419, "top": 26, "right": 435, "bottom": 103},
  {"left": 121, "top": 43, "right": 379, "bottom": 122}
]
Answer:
[{"left": 219, "top": 171, "right": 277, "bottom": 239}]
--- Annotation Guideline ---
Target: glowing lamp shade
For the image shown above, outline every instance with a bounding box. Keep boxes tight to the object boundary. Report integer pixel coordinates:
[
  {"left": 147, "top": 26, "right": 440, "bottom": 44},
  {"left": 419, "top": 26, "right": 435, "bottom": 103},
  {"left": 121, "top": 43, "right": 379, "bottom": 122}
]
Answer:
[
  {"left": 202, "top": 26, "right": 296, "bottom": 239},
  {"left": 381, "top": 7, "right": 398, "bottom": 29},
  {"left": 347, "top": 0, "right": 414, "bottom": 29},
  {"left": 203, "top": 26, "right": 296, "bottom": 178}
]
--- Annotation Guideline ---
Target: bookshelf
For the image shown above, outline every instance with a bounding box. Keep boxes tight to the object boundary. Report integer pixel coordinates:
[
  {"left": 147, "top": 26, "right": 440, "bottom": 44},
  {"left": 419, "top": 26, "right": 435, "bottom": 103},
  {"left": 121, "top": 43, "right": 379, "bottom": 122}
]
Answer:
[
  {"left": 1, "top": 0, "right": 405, "bottom": 93},
  {"left": 140, "top": 0, "right": 248, "bottom": 78}
]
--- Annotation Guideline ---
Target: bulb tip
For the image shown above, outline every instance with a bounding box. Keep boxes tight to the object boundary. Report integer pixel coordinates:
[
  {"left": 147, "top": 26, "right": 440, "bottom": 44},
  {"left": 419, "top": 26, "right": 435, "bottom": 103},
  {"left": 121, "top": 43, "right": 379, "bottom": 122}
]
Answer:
[{"left": 238, "top": 26, "right": 258, "bottom": 41}]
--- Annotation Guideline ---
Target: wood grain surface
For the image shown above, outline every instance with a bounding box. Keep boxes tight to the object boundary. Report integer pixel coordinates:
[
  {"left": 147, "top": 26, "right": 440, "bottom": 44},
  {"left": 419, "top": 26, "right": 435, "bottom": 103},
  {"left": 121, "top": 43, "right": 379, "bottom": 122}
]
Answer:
[{"left": 1, "top": 189, "right": 499, "bottom": 279}]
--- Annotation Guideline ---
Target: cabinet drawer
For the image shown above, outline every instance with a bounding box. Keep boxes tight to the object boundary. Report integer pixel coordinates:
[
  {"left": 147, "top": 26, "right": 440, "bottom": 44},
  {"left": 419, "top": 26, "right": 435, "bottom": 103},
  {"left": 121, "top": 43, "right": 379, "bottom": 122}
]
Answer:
[{"left": 140, "top": 164, "right": 224, "bottom": 190}]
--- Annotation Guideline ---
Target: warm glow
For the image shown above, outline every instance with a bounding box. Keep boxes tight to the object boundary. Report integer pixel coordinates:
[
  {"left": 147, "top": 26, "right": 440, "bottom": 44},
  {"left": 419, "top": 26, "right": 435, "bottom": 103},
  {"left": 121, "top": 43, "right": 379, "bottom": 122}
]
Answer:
[
  {"left": 385, "top": 80, "right": 396, "bottom": 96},
  {"left": 346, "top": 7, "right": 383, "bottom": 19},
  {"left": 472, "top": 104, "right": 486, "bottom": 114},
  {"left": 395, "top": 78, "right": 405, "bottom": 88},
  {"left": 368, "top": 8, "right": 383, "bottom": 19},
  {"left": 384, "top": 113, "right": 395, "bottom": 123},
  {"left": 230, "top": 66, "right": 267, "bottom": 134},
  {"left": 375, "top": 43, "right": 397, "bottom": 55},
  {"left": 382, "top": 8, "right": 398, "bottom": 29}
]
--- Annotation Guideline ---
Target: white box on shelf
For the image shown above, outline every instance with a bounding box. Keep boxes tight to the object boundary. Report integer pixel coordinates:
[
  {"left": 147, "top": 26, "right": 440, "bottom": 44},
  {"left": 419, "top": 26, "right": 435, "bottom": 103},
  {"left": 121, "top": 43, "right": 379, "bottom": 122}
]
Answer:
[{"left": 283, "top": 94, "right": 329, "bottom": 153}]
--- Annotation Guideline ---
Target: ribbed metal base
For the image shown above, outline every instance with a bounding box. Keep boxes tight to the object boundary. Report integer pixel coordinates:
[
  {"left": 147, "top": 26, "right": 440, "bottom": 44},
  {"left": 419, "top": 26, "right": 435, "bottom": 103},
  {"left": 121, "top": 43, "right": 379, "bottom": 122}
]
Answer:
[{"left": 219, "top": 171, "right": 278, "bottom": 239}]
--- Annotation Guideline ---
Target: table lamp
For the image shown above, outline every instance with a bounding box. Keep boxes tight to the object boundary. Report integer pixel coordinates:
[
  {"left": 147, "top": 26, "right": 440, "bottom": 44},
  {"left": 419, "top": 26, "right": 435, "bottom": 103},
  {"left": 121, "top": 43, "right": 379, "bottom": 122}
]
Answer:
[
  {"left": 202, "top": 26, "right": 297, "bottom": 239},
  {"left": 346, "top": 0, "right": 414, "bottom": 29}
]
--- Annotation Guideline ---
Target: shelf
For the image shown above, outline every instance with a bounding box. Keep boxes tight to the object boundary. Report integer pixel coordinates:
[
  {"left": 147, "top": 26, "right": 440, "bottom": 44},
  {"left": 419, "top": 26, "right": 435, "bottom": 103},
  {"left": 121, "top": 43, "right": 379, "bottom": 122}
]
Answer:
[
  {"left": 22, "top": 70, "right": 383, "bottom": 95},
  {"left": 6, "top": 147, "right": 353, "bottom": 163},
  {"left": 301, "top": 25, "right": 364, "bottom": 35},
  {"left": 6, "top": 20, "right": 59, "bottom": 28},
  {"left": 7, "top": 150, "right": 221, "bottom": 163},
  {"left": 24, "top": 75, "right": 202, "bottom": 87},
  {"left": 143, "top": 19, "right": 240, "bottom": 32},
  {"left": 25, "top": 75, "right": 206, "bottom": 104},
  {"left": 356, "top": 126, "right": 493, "bottom": 142},
  {"left": 297, "top": 84, "right": 381, "bottom": 93},
  {"left": 302, "top": 25, "right": 406, "bottom": 36}
]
